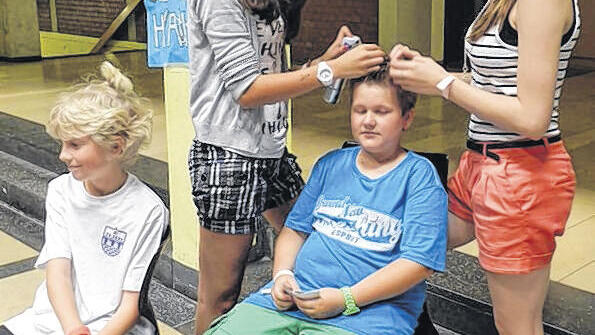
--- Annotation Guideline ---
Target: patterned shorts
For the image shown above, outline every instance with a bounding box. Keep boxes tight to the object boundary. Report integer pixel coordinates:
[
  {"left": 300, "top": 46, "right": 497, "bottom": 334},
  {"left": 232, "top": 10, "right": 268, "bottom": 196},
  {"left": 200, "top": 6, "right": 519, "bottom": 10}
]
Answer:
[{"left": 189, "top": 141, "right": 305, "bottom": 234}]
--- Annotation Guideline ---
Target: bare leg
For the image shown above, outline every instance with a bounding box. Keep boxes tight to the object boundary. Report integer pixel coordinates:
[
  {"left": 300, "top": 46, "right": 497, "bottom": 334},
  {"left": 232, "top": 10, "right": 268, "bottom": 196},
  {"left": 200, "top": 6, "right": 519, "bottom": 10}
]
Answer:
[
  {"left": 195, "top": 227, "right": 253, "bottom": 335},
  {"left": 447, "top": 212, "right": 475, "bottom": 250},
  {"left": 487, "top": 264, "right": 551, "bottom": 335},
  {"left": 262, "top": 197, "right": 298, "bottom": 234}
]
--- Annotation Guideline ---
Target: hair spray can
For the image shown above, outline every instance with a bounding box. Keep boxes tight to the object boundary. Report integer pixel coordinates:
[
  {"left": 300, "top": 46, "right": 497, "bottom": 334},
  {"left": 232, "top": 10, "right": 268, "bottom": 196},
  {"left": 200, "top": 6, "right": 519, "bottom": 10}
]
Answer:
[{"left": 323, "top": 36, "right": 361, "bottom": 104}]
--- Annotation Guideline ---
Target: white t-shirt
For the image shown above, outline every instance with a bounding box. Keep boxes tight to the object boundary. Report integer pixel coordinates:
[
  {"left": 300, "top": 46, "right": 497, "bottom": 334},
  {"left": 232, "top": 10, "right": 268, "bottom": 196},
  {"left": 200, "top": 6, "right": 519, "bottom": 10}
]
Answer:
[{"left": 4, "top": 173, "right": 169, "bottom": 335}]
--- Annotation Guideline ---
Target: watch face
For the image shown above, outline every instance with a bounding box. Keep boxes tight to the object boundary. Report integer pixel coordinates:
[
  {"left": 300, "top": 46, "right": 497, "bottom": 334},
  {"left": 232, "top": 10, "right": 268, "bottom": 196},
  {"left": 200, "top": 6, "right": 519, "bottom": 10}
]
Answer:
[{"left": 319, "top": 68, "right": 332, "bottom": 81}]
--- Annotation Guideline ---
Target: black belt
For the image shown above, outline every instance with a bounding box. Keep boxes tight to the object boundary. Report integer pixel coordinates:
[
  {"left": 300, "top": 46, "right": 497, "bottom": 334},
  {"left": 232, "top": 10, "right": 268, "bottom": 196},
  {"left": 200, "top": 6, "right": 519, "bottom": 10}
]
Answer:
[{"left": 466, "top": 135, "right": 561, "bottom": 161}]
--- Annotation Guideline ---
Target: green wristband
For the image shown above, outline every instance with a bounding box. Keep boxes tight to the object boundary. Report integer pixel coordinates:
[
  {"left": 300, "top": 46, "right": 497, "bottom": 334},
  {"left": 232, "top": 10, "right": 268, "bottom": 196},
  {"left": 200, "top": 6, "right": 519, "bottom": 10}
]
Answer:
[{"left": 340, "top": 286, "right": 360, "bottom": 316}]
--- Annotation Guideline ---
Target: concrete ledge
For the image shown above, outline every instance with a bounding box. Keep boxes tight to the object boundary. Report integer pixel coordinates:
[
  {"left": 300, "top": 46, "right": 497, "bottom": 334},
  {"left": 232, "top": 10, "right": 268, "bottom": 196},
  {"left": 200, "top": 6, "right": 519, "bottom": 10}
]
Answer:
[
  {"left": 0, "top": 202, "right": 45, "bottom": 251},
  {"left": 0, "top": 257, "right": 37, "bottom": 280},
  {"left": 0, "top": 151, "right": 56, "bottom": 221}
]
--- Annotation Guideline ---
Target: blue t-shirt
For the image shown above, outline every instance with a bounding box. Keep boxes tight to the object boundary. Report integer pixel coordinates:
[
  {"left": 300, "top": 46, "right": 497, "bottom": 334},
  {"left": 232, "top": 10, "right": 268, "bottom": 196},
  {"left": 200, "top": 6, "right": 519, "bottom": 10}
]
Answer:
[{"left": 245, "top": 147, "right": 447, "bottom": 335}]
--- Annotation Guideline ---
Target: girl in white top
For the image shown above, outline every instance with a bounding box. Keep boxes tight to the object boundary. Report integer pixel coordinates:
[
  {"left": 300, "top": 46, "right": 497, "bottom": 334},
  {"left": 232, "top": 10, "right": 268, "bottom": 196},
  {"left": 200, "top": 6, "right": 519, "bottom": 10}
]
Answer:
[
  {"left": 3, "top": 61, "right": 169, "bottom": 335},
  {"left": 389, "top": 0, "right": 580, "bottom": 334}
]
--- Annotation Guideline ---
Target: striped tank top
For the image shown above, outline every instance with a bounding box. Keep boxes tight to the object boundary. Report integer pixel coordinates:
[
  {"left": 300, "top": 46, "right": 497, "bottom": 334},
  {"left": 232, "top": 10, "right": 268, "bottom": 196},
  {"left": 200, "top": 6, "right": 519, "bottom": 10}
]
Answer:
[{"left": 464, "top": 0, "right": 581, "bottom": 142}]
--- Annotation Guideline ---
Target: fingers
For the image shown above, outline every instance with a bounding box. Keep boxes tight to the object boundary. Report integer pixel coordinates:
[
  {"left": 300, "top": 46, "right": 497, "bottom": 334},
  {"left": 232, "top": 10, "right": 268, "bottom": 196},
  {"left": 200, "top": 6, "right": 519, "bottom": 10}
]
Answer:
[
  {"left": 294, "top": 296, "right": 317, "bottom": 312},
  {"left": 389, "top": 44, "right": 421, "bottom": 62},
  {"left": 361, "top": 56, "right": 386, "bottom": 76},
  {"left": 277, "top": 282, "right": 293, "bottom": 300},
  {"left": 338, "top": 25, "right": 353, "bottom": 38},
  {"left": 369, "top": 49, "right": 388, "bottom": 59},
  {"left": 352, "top": 45, "right": 385, "bottom": 63},
  {"left": 400, "top": 48, "right": 420, "bottom": 59},
  {"left": 272, "top": 292, "right": 293, "bottom": 310},
  {"left": 272, "top": 277, "right": 297, "bottom": 310},
  {"left": 390, "top": 58, "right": 415, "bottom": 71},
  {"left": 295, "top": 296, "right": 329, "bottom": 319},
  {"left": 369, "top": 65, "right": 382, "bottom": 73},
  {"left": 389, "top": 69, "right": 414, "bottom": 86},
  {"left": 361, "top": 43, "right": 382, "bottom": 52},
  {"left": 390, "top": 44, "right": 405, "bottom": 59},
  {"left": 288, "top": 278, "right": 300, "bottom": 292},
  {"left": 390, "top": 44, "right": 410, "bottom": 60}
]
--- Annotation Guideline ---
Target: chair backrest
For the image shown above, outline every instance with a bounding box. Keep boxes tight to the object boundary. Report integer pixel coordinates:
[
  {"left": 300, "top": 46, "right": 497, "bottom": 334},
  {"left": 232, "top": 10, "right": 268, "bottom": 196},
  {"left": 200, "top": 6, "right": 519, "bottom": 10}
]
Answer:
[
  {"left": 138, "top": 224, "right": 171, "bottom": 334},
  {"left": 341, "top": 141, "right": 448, "bottom": 188}
]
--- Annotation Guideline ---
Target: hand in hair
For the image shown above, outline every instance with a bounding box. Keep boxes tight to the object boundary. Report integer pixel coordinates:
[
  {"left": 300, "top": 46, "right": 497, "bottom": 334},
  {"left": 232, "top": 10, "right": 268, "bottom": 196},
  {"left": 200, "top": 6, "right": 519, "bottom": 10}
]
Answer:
[
  {"left": 331, "top": 44, "right": 386, "bottom": 80},
  {"left": 389, "top": 44, "right": 450, "bottom": 96}
]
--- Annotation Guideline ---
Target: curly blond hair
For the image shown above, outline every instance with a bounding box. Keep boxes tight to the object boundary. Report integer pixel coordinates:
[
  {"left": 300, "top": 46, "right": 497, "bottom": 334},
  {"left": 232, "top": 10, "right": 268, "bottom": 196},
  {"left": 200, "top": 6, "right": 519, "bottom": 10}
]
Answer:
[{"left": 47, "top": 61, "right": 153, "bottom": 170}]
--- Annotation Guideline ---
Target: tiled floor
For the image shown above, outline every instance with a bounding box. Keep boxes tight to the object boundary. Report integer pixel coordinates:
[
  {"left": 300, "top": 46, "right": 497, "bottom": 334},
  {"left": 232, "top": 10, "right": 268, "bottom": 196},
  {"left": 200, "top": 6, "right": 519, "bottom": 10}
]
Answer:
[
  {"left": 0, "top": 51, "right": 593, "bottom": 333},
  {"left": 0, "top": 232, "right": 37, "bottom": 267}
]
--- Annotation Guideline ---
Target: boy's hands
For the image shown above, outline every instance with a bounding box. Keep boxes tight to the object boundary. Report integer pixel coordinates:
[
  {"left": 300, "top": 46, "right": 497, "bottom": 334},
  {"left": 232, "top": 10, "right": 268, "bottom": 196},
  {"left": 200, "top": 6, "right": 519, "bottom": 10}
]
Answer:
[
  {"left": 65, "top": 325, "right": 91, "bottom": 335},
  {"left": 330, "top": 44, "right": 386, "bottom": 79},
  {"left": 294, "top": 287, "right": 344, "bottom": 319},
  {"left": 271, "top": 274, "right": 300, "bottom": 311},
  {"left": 389, "top": 44, "right": 450, "bottom": 96}
]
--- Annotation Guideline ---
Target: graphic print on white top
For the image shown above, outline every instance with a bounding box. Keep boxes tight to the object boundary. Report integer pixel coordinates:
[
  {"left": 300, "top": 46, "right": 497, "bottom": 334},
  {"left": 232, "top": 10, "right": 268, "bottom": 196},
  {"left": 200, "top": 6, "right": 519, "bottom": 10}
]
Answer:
[
  {"left": 312, "top": 195, "right": 402, "bottom": 251},
  {"left": 255, "top": 17, "right": 288, "bottom": 138},
  {"left": 101, "top": 226, "right": 127, "bottom": 256}
]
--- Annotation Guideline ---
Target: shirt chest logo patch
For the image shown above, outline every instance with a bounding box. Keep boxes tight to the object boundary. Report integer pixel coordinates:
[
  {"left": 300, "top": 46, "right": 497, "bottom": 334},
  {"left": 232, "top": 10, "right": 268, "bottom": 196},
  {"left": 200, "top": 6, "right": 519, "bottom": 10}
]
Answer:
[{"left": 101, "top": 226, "right": 127, "bottom": 257}]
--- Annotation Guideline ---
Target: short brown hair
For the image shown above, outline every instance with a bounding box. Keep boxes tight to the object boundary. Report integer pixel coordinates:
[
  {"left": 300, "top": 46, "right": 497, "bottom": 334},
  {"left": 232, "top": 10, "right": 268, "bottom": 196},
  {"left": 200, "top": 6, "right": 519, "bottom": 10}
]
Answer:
[{"left": 350, "top": 66, "right": 417, "bottom": 115}]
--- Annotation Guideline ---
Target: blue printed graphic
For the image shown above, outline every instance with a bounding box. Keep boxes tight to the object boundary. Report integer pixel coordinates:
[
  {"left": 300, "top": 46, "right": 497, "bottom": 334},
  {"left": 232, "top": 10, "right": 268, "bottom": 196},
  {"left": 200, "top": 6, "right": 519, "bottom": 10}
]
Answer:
[
  {"left": 144, "top": 0, "right": 188, "bottom": 67},
  {"left": 312, "top": 195, "right": 402, "bottom": 251},
  {"left": 101, "top": 226, "right": 127, "bottom": 256}
]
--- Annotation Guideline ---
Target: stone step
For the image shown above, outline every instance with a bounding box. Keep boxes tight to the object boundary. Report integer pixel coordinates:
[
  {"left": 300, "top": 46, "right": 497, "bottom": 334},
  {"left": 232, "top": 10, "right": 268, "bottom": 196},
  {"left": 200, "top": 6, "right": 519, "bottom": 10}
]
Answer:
[{"left": 0, "top": 150, "right": 56, "bottom": 221}]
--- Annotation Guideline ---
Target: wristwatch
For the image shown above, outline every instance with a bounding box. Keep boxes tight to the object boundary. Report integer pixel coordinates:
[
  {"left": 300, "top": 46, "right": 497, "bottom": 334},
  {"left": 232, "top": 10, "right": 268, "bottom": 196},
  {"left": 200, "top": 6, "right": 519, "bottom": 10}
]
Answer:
[
  {"left": 316, "top": 61, "right": 334, "bottom": 87},
  {"left": 436, "top": 75, "right": 456, "bottom": 99},
  {"left": 340, "top": 286, "right": 360, "bottom": 316}
]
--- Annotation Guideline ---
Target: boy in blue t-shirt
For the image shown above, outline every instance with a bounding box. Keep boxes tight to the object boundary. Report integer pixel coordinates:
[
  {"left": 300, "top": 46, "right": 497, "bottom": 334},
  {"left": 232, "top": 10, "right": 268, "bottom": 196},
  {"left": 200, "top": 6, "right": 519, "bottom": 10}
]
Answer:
[{"left": 204, "top": 67, "right": 447, "bottom": 335}]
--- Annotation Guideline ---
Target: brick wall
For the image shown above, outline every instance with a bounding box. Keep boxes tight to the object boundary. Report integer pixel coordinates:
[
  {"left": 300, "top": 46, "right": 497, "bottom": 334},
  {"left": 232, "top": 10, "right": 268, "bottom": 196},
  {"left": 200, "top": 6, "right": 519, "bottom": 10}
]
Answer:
[
  {"left": 35, "top": 0, "right": 147, "bottom": 42},
  {"left": 291, "top": 0, "right": 378, "bottom": 64},
  {"left": 35, "top": 0, "right": 375, "bottom": 47},
  {"left": 54, "top": 0, "right": 125, "bottom": 37},
  {"left": 36, "top": 0, "right": 52, "bottom": 31}
]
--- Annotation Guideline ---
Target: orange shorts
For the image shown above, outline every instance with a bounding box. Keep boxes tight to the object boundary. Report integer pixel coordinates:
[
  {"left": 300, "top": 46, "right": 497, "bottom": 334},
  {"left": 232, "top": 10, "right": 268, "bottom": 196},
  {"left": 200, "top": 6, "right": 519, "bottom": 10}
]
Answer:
[{"left": 448, "top": 140, "right": 576, "bottom": 274}]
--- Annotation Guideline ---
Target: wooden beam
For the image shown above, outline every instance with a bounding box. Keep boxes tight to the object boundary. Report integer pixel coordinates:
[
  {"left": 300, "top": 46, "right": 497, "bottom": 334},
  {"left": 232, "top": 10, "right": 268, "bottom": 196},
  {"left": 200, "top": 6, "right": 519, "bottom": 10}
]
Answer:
[
  {"left": 126, "top": 0, "right": 137, "bottom": 41},
  {"left": 49, "top": 0, "right": 58, "bottom": 32},
  {"left": 90, "top": 0, "right": 141, "bottom": 54}
]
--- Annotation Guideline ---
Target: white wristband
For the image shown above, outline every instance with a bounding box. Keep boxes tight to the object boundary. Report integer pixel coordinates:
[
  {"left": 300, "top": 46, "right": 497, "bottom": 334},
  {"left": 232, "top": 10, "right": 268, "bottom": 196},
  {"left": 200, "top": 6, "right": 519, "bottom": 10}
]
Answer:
[
  {"left": 273, "top": 269, "right": 294, "bottom": 282},
  {"left": 436, "top": 75, "right": 456, "bottom": 99}
]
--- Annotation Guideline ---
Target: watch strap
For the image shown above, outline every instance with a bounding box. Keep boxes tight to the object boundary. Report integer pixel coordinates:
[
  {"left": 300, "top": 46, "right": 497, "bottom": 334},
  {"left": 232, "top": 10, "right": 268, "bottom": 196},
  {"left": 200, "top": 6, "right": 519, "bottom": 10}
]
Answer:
[
  {"left": 436, "top": 75, "right": 456, "bottom": 99},
  {"left": 316, "top": 61, "right": 334, "bottom": 87},
  {"left": 340, "top": 286, "right": 360, "bottom": 316}
]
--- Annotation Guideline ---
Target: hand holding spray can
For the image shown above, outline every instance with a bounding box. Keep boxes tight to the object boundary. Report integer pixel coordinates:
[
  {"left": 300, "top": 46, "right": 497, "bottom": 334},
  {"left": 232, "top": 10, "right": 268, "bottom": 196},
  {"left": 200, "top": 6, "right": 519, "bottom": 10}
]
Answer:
[{"left": 323, "top": 35, "right": 361, "bottom": 104}]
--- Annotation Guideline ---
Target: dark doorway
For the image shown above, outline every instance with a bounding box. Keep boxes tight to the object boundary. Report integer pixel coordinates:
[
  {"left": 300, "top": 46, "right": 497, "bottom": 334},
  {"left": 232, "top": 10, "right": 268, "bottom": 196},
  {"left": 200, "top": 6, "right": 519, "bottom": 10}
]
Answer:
[{"left": 443, "top": 0, "right": 488, "bottom": 70}]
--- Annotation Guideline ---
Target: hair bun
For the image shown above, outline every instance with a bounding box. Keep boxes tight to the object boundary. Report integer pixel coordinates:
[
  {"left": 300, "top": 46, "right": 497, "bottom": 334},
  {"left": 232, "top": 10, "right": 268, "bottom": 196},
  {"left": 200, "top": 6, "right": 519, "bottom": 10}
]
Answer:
[{"left": 100, "top": 61, "right": 134, "bottom": 95}]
